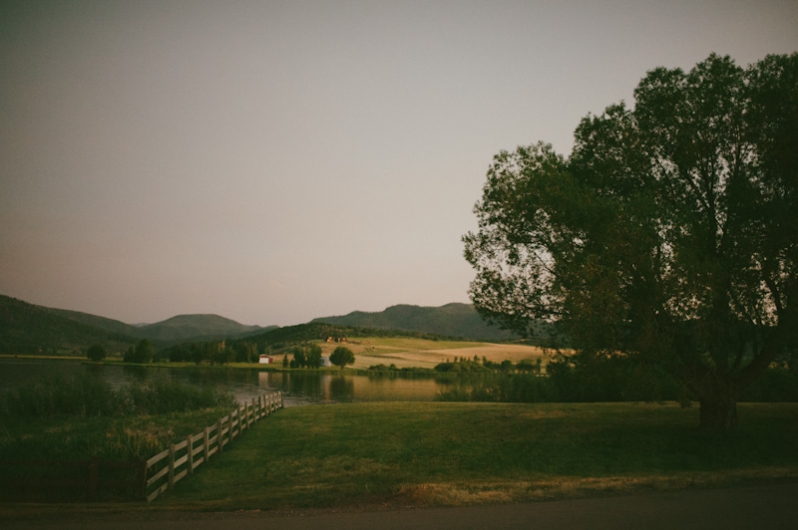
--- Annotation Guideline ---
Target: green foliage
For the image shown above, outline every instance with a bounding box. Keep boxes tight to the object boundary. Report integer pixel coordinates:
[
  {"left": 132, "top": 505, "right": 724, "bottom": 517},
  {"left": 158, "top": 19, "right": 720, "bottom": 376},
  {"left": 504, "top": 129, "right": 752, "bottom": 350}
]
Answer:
[
  {"left": 163, "top": 340, "right": 259, "bottom": 365},
  {"left": 0, "top": 408, "right": 231, "bottom": 464},
  {"left": 330, "top": 346, "right": 355, "bottom": 369},
  {"left": 292, "top": 346, "right": 307, "bottom": 368},
  {"left": 312, "top": 303, "right": 541, "bottom": 342},
  {"left": 86, "top": 344, "right": 106, "bottom": 362},
  {"left": 241, "top": 322, "right": 461, "bottom": 355},
  {"left": 306, "top": 343, "right": 323, "bottom": 367},
  {"left": 0, "top": 294, "right": 138, "bottom": 354},
  {"left": 434, "top": 359, "right": 491, "bottom": 373},
  {"left": 0, "top": 373, "right": 234, "bottom": 418},
  {"left": 464, "top": 53, "right": 798, "bottom": 430},
  {"left": 123, "top": 339, "right": 154, "bottom": 363}
]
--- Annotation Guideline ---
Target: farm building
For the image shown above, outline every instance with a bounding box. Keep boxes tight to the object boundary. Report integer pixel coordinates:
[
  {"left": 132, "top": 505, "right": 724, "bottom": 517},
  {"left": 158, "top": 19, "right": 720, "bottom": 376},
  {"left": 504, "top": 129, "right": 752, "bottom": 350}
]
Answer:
[{"left": 258, "top": 355, "right": 275, "bottom": 364}]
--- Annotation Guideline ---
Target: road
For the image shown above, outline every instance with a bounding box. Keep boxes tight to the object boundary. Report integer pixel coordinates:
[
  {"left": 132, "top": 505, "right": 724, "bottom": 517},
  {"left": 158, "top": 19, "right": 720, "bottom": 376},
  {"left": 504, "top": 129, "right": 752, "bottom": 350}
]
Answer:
[{"left": 3, "top": 483, "right": 796, "bottom": 530}]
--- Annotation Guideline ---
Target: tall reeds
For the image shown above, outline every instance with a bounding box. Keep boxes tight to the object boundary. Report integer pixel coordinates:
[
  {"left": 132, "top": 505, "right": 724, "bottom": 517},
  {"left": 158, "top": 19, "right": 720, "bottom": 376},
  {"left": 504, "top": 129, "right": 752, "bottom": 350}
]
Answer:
[{"left": 1, "top": 373, "right": 235, "bottom": 418}]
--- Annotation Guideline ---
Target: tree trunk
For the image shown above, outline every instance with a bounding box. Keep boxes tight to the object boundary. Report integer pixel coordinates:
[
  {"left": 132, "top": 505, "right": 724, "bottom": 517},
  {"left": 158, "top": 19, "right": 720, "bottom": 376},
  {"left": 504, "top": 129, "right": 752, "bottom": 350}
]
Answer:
[{"left": 699, "top": 396, "right": 737, "bottom": 432}]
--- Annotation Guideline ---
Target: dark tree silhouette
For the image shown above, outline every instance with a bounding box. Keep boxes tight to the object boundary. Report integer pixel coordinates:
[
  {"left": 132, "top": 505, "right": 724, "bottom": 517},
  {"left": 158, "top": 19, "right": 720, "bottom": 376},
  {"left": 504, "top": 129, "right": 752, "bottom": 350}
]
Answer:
[{"left": 464, "top": 53, "right": 798, "bottom": 431}]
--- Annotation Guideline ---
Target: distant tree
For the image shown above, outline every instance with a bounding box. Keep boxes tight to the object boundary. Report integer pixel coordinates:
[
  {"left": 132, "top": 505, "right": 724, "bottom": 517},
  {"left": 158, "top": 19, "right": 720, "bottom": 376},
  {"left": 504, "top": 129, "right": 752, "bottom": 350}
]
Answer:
[
  {"left": 136, "top": 339, "right": 154, "bottom": 363},
  {"left": 306, "top": 343, "right": 323, "bottom": 368},
  {"left": 292, "top": 346, "right": 307, "bottom": 368},
  {"left": 86, "top": 344, "right": 106, "bottom": 362},
  {"left": 330, "top": 346, "right": 355, "bottom": 370},
  {"left": 123, "top": 340, "right": 154, "bottom": 363},
  {"left": 282, "top": 354, "right": 288, "bottom": 368}
]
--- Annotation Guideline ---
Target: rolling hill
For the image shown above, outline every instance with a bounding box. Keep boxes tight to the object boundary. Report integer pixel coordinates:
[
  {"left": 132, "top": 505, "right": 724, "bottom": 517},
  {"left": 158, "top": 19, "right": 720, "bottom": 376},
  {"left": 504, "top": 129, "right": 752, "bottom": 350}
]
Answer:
[
  {"left": 136, "top": 314, "right": 270, "bottom": 342},
  {"left": 1, "top": 294, "right": 276, "bottom": 354},
  {"left": 0, "top": 295, "right": 139, "bottom": 354},
  {"left": 311, "top": 303, "right": 531, "bottom": 342}
]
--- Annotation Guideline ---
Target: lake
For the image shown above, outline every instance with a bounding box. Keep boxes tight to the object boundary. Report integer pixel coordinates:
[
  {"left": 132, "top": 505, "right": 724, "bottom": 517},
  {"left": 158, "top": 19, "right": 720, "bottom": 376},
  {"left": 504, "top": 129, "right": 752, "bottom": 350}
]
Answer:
[{"left": 0, "top": 358, "right": 454, "bottom": 406}]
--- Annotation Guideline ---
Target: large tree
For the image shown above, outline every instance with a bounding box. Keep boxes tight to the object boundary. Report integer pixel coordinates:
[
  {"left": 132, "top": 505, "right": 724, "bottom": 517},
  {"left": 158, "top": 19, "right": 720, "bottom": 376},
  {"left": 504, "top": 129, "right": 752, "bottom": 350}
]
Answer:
[{"left": 463, "top": 53, "right": 797, "bottom": 431}]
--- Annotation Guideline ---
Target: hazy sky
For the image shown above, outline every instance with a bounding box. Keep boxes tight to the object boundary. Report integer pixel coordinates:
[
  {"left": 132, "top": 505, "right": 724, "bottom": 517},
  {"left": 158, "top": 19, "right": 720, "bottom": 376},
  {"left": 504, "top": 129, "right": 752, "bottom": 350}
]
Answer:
[{"left": 1, "top": 1, "right": 797, "bottom": 326}]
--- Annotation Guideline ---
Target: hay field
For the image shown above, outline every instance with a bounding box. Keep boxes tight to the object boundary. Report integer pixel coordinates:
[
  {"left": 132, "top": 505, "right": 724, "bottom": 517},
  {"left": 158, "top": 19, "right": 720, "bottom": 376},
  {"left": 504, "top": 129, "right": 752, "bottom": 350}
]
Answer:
[{"left": 316, "top": 337, "right": 551, "bottom": 370}]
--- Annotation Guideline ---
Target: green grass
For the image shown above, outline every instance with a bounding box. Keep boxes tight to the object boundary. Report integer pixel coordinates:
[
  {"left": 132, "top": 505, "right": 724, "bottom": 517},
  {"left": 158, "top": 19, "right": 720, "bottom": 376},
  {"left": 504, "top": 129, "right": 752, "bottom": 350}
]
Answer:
[
  {"left": 0, "top": 408, "right": 233, "bottom": 462},
  {"left": 159, "top": 402, "right": 798, "bottom": 510}
]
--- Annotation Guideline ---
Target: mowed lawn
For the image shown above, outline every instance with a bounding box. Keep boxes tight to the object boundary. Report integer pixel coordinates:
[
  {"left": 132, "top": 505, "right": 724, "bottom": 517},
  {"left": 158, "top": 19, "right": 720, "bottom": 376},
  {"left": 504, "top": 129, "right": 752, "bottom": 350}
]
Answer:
[{"left": 161, "top": 402, "right": 798, "bottom": 510}]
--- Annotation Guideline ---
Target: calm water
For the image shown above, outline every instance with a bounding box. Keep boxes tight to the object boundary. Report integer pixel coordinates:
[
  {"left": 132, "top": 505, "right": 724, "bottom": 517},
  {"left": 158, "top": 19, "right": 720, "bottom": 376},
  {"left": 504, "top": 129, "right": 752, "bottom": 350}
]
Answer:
[{"left": 0, "top": 358, "right": 450, "bottom": 406}]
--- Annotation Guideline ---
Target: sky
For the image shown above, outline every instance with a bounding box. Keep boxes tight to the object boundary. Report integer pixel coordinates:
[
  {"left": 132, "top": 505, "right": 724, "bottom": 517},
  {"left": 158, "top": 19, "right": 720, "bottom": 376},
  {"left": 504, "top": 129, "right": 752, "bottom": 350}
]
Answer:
[{"left": 1, "top": 1, "right": 797, "bottom": 327}]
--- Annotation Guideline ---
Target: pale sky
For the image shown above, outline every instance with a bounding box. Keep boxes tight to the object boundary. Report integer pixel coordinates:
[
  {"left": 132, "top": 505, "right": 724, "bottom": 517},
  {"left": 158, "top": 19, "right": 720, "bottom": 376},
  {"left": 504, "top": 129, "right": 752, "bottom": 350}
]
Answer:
[{"left": 1, "top": 1, "right": 797, "bottom": 326}]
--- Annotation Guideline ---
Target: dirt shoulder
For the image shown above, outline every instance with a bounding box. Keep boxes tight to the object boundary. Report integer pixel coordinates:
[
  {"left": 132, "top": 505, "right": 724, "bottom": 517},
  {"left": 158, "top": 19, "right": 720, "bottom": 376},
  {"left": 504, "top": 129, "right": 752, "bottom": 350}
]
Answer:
[{"left": 3, "top": 482, "right": 797, "bottom": 530}]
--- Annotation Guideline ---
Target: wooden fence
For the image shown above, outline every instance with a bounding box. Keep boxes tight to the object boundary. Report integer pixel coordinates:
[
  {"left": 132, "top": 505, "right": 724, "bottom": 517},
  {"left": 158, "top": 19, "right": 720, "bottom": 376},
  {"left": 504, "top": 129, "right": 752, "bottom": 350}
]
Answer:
[
  {"left": 144, "top": 390, "right": 282, "bottom": 502},
  {"left": 0, "top": 391, "right": 283, "bottom": 503}
]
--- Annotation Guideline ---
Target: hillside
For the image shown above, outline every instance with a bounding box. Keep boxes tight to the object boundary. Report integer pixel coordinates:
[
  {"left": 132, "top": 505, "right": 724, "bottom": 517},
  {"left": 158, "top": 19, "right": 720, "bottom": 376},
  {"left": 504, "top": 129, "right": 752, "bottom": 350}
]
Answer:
[
  {"left": 42, "top": 307, "right": 143, "bottom": 337},
  {"left": 137, "top": 314, "right": 271, "bottom": 342},
  {"left": 312, "top": 303, "right": 533, "bottom": 342},
  {"left": 1, "top": 294, "right": 278, "bottom": 354},
  {"left": 239, "top": 322, "right": 449, "bottom": 351},
  {"left": 0, "top": 295, "right": 139, "bottom": 354}
]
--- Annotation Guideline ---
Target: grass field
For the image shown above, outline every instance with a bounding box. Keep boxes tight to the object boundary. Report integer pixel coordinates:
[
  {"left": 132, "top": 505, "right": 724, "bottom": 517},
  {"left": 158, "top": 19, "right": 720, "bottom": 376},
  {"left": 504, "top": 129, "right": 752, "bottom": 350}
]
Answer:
[
  {"left": 157, "top": 401, "right": 798, "bottom": 511},
  {"left": 314, "top": 337, "right": 550, "bottom": 370}
]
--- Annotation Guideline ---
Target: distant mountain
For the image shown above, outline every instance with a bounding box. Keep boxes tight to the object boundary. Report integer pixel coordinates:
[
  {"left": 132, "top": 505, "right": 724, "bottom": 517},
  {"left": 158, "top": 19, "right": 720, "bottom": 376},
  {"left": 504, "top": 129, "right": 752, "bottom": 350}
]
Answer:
[
  {"left": 136, "top": 314, "right": 272, "bottom": 342},
  {"left": 0, "top": 294, "right": 277, "bottom": 354},
  {"left": 0, "top": 295, "right": 138, "bottom": 354},
  {"left": 312, "top": 303, "right": 531, "bottom": 342}
]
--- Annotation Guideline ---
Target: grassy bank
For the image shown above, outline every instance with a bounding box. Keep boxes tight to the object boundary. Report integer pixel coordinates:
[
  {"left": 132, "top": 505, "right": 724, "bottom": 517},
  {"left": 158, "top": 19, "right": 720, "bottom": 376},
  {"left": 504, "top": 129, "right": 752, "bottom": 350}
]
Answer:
[
  {"left": 0, "top": 409, "right": 232, "bottom": 462},
  {"left": 0, "top": 374, "right": 236, "bottom": 462},
  {"left": 160, "top": 401, "right": 798, "bottom": 510}
]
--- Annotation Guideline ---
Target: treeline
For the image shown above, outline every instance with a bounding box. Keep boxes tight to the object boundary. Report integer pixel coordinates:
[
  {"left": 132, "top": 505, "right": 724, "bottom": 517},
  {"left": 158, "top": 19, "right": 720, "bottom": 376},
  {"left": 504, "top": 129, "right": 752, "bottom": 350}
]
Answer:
[
  {"left": 160, "top": 340, "right": 258, "bottom": 364},
  {"left": 435, "top": 356, "right": 798, "bottom": 403},
  {"left": 283, "top": 344, "right": 323, "bottom": 368},
  {"left": 432, "top": 356, "right": 544, "bottom": 374}
]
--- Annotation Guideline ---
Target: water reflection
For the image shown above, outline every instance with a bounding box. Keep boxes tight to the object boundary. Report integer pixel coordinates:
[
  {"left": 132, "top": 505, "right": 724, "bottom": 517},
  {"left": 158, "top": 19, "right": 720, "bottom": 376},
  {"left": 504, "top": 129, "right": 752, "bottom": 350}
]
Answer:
[{"left": 0, "top": 359, "right": 459, "bottom": 406}]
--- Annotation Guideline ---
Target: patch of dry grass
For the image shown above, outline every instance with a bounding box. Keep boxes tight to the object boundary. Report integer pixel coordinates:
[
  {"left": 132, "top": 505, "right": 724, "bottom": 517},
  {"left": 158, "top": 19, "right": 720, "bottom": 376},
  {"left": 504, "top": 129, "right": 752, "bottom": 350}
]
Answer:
[{"left": 315, "top": 337, "right": 551, "bottom": 370}]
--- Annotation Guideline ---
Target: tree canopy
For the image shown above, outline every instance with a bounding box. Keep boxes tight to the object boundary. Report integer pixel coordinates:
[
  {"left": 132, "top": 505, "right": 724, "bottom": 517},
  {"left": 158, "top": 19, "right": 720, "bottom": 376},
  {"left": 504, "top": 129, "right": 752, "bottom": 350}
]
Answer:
[
  {"left": 330, "top": 346, "right": 355, "bottom": 370},
  {"left": 463, "top": 53, "right": 797, "bottom": 431}
]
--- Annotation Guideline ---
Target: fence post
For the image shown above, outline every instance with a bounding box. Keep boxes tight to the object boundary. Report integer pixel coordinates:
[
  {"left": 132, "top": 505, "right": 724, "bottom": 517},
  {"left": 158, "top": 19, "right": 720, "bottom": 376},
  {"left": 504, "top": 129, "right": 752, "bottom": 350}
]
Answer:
[
  {"left": 229, "top": 411, "right": 234, "bottom": 443},
  {"left": 138, "top": 460, "right": 147, "bottom": 501},
  {"left": 167, "top": 443, "right": 175, "bottom": 490},
  {"left": 217, "top": 419, "right": 223, "bottom": 453},
  {"left": 236, "top": 404, "right": 242, "bottom": 435},
  {"left": 187, "top": 434, "right": 194, "bottom": 475},
  {"left": 203, "top": 427, "right": 210, "bottom": 461},
  {"left": 87, "top": 457, "right": 99, "bottom": 502},
  {"left": 250, "top": 398, "right": 255, "bottom": 427}
]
